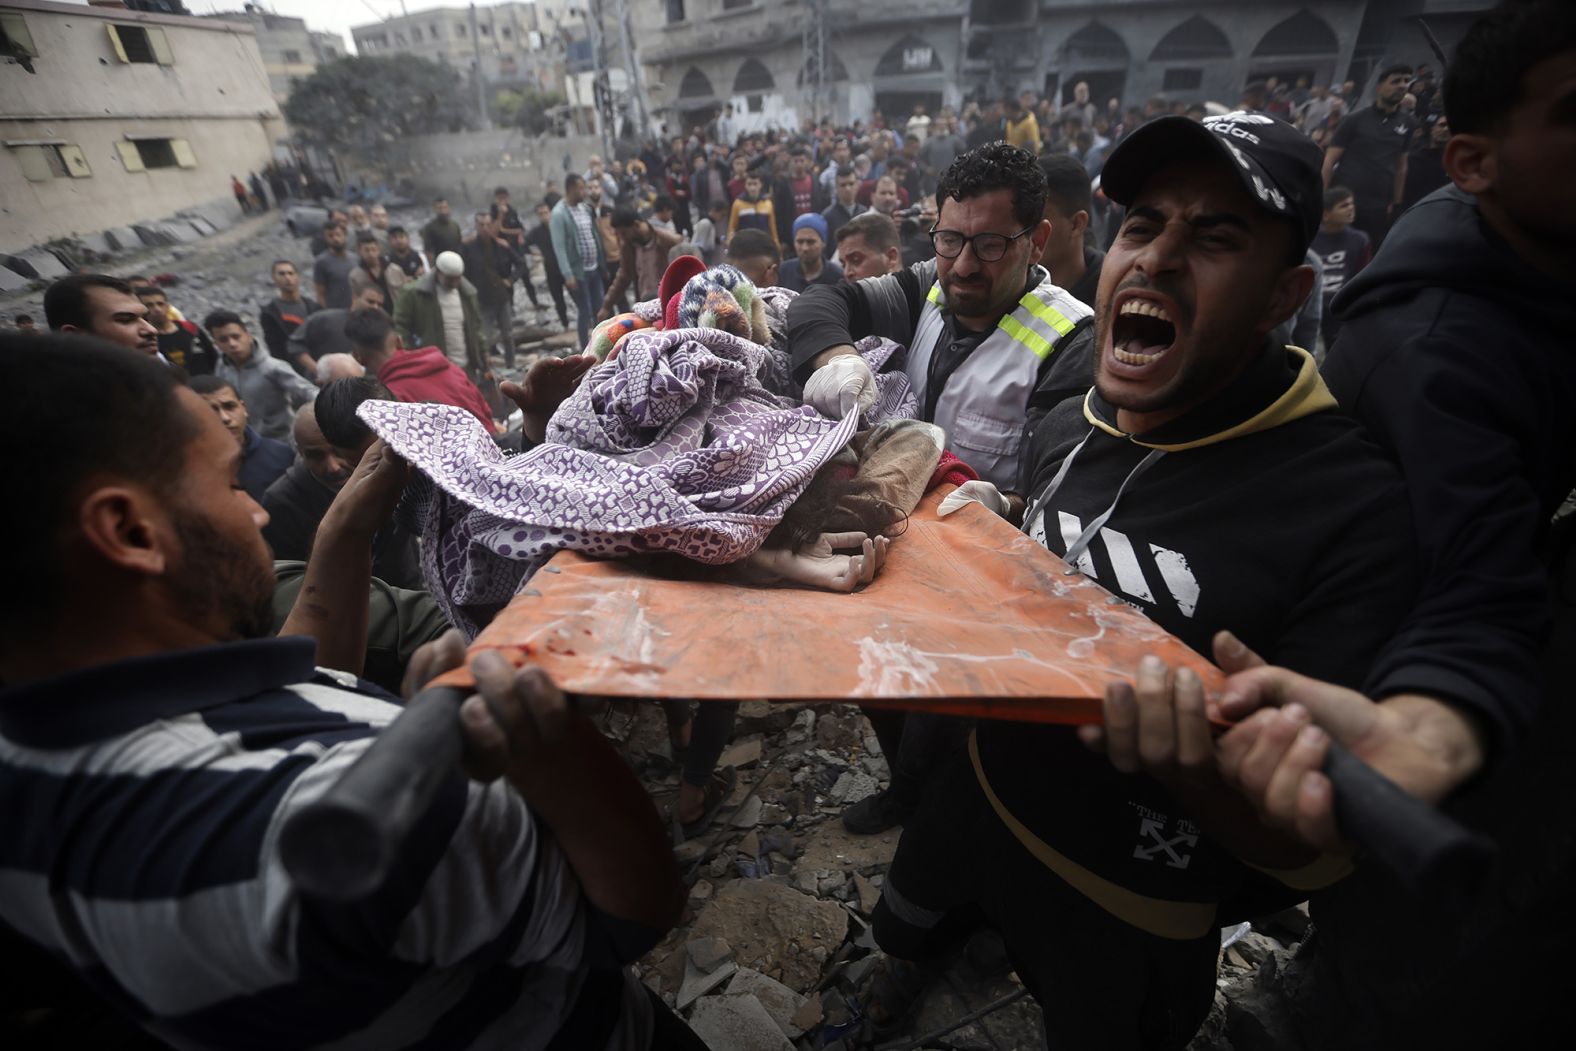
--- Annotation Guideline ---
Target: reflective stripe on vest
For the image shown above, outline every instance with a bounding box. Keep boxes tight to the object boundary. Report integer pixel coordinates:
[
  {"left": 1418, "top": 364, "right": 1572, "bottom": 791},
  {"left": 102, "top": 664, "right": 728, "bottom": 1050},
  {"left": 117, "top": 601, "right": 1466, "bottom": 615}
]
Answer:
[{"left": 908, "top": 267, "right": 1093, "bottom": 489}]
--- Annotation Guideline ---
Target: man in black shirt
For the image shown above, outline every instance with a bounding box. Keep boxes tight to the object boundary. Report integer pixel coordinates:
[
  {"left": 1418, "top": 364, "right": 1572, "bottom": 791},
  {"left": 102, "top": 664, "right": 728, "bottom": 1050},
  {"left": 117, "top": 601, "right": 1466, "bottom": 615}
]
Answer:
[
  {"left": 420, "top": 197, "right": 463, "bottom": 268},
  {"left": 462, "top": 210, "right": 528, "bottom": 367},
  {"left": 261, "top": 395, "right": 421, "bottom": 590},
  {"left": 1323, "top": 63, "right": 1417, "bottom": 245},
  {"left": 1037, "top": 153, "right": 1104, "bottom": 308},
  {"left": 1401, "top": 114, "right": 1452, "bottom": 209},
  {"left": 260, "top": 260, "right": 319, "bottom": 379},
  {"left": 136, "top": 285, "right": 218, "bottom": 375},
  {"left": 385, "top": 226, "right": 426, "bottom": 280},
  {"left": 525, "top": 201, "right": 570, "bottom": 330},
  {"left": 865, "top": 112, "right": 1418, "bottom": 1049}
]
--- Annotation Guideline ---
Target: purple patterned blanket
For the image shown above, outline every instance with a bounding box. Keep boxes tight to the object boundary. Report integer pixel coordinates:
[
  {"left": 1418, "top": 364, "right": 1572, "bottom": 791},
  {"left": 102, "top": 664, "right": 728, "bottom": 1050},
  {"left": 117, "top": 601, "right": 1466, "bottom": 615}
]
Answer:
[{"left": 361, "top": 323, "right": 913, "bottom": 636}]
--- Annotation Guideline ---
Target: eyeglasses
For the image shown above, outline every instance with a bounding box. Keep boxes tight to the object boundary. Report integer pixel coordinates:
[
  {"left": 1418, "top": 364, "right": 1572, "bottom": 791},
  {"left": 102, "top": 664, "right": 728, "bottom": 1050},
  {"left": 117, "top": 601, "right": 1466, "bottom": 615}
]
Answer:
[{"left": 929, "top": 226, "right": 1034, "bottom": 262}]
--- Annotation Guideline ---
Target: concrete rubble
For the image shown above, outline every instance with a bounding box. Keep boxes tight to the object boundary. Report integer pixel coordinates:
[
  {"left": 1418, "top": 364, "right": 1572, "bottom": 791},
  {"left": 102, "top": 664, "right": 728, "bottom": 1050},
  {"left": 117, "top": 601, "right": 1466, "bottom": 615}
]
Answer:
[{"left": 612, "top": 699, "right": 1057, "bottom": 1049}]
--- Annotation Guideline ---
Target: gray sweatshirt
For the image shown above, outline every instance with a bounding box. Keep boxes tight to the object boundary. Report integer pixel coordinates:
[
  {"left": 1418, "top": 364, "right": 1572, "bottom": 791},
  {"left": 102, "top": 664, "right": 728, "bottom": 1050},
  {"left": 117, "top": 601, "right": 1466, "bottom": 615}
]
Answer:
[{"left": 218, "top": 344, "right": 317, "bottom": 442}]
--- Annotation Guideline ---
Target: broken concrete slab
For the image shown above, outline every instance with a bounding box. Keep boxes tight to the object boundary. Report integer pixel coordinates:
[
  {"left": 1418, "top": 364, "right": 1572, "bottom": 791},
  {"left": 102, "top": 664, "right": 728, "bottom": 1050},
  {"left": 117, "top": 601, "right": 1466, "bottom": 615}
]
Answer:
[
  {"left": 103, "top": 226, "right": 141, "bottom": 251},
  {"left": 132, "top": 224, "right": 175, "bottom": 247},
  {"left": 853, "top": 873, "right": 881, "bottom": 914},
  {"left": 676, "top": 955, "right": 736, "bottom": 1010},
  {"left": 0, "top": 265, "right": 30, "bottom": 292},
  {"left": 158, "top": 221, "right": 204, "bottom": 244},
  {"left": 730, "top": 796, "right": 763, "bottom": 828},
  {"left": 687, "top": 993, "right": 795, "bottom": 1051},
  {"left": 77, "top": 232, "right": 115, "bottom": 257},
  {"left": 829, "top": 770, "right": 879, "bottom": 805},
  {"left": 726, "top": 967, "right": 811, "bottom": 1039},
  {"left": 790, "top": 990, "right": 823, "bottom": 1034},
  {"left": 186, "top": 217, "right": 217, "bottom": 238},
  {"left": 687, "top": 936, "right": 734, "bottom": 974},
  {"left": 718, "top": 735, "right": 763, "bottom": 769},
  {"left": 17, "top": 248, "right": 68, "bottom": 279},
  {"left": 687, "top": 878, "right": 849, "bottom": 991}
]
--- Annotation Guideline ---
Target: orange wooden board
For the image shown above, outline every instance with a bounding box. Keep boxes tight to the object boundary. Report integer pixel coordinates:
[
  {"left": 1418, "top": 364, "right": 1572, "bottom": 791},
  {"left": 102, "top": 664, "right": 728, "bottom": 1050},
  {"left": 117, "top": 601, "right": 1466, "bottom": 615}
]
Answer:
[{"left": 436, "top": 488, "right": 1224, "bottom": 724}]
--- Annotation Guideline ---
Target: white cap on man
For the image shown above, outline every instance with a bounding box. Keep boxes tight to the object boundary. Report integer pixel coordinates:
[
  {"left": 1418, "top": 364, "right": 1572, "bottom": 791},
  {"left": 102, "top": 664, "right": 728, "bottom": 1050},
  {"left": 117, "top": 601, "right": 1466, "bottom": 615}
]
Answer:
[{"left": 435, "top": 251, "right": 464, "bottom": 277}]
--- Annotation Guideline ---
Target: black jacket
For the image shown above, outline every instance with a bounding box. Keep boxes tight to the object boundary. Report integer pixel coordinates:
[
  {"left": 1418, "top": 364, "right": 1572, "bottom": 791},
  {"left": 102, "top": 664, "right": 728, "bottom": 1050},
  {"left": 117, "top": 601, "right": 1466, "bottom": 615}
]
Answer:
[
  {"left": 261, "top": 462, "right": 423, "bottom": 591},
  {"left": 260, "top": 296, "right": 319, "bottom": 372},
  {"left": 982, "top": 344, "right": 1417, "bottom": 919},
  {"left": 1325, "top": 185, "right": 1576, "bottom": 750}
]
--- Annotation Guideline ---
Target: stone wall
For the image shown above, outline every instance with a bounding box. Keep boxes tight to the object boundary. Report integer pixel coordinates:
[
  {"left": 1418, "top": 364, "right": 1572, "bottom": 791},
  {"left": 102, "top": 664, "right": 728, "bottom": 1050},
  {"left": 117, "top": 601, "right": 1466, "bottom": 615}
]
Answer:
[{"left": 348, "top": 128, "right": 607, "bottom": 208}]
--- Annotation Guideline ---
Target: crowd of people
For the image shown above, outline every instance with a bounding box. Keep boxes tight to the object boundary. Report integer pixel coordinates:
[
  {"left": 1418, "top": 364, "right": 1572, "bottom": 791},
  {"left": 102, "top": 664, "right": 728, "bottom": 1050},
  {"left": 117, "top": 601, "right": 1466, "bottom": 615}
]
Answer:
[{"left": 1, "top": 2, "right": 1573, "bottom": 1049}]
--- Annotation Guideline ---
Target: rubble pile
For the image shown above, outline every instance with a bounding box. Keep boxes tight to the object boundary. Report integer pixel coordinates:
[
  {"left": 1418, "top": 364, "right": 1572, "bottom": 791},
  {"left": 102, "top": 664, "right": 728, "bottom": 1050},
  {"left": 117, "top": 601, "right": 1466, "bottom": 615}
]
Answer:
[{"left": 603, "top": 700, "right": 1047, "bottom": 1050}]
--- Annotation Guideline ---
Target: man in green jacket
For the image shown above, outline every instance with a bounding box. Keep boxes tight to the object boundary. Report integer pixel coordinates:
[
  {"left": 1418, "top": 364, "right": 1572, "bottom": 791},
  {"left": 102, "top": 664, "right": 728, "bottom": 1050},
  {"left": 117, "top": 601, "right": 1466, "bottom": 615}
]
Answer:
[
  {"left": 391, "top": 252, "right": 486, "bottom": 380},
  {"left": 549, "top": 174, "right": 607, "bottom": 347}
]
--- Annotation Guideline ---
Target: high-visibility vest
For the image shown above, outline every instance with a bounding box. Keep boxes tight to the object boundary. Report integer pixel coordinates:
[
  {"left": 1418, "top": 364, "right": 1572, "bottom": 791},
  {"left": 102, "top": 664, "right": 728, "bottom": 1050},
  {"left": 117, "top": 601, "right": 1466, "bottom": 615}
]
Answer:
[{"left": 906, "top": 265, "right": 1093, "bottom": 489}]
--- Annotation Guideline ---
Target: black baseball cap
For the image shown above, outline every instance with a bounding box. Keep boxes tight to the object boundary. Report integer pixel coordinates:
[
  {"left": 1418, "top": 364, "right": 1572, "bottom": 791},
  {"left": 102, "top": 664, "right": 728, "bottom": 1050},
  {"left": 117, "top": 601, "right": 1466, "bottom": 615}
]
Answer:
[{"left": 1100, "top": 113, "right": 1325, "bottom": 252}]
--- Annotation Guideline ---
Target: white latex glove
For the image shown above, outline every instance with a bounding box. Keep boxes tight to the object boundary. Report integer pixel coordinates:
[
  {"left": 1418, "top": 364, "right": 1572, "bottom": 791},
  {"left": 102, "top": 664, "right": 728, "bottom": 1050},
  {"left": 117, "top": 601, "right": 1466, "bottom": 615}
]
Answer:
[
  {"left": 937, "top": 479, "right": 1010, "bottom": 519},
  {"left": 803, "top": 354, "right": 878, "bottom": 419}
]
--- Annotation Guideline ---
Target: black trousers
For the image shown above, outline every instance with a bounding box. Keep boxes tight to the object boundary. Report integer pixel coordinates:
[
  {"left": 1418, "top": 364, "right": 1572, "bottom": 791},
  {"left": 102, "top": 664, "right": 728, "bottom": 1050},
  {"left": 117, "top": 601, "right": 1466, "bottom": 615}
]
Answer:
[
  {"left": 862, "top": 707, "right": 966, "bottom": 807},
  {"left": 872, "top": 747, "right": 1219, "bottom": 1051},
  {"left": 661, "top": 699, "right": 739, "bottom": 789},
  {"left": 543, "top": 268, "right": 570, "bottom": 328}
]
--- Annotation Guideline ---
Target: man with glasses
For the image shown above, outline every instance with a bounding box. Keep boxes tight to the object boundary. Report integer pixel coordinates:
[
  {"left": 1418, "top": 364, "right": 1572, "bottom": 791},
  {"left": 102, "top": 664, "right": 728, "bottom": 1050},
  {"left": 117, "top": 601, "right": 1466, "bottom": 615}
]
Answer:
[
  {"left": 785, "top": 143, "right": 1097, "bottom": 839},
  {"left": 788, "top": 141, "right": 1096, "bottom": 493}
]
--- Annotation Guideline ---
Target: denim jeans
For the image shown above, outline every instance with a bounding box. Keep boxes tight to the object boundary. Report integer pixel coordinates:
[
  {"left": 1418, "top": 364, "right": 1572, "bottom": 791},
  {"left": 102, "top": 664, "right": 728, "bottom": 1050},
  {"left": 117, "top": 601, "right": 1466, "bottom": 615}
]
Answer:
[{"left": 571, "top": 266, "right": 605, "bottom": 348}]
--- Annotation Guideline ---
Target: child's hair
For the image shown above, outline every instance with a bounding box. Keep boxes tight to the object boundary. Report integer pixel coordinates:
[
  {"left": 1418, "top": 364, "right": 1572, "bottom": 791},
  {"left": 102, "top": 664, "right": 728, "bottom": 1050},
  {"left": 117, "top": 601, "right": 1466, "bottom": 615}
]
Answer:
[{"left": 1323, "top": 186, "right": 1354, "bottom": 211}]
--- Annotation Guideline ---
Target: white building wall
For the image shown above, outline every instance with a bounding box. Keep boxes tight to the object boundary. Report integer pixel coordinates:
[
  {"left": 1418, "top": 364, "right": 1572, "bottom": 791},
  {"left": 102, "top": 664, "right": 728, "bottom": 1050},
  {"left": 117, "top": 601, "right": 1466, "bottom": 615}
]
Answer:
[{"left": 0, "top": 0, "right": 283, "bottom": 249}]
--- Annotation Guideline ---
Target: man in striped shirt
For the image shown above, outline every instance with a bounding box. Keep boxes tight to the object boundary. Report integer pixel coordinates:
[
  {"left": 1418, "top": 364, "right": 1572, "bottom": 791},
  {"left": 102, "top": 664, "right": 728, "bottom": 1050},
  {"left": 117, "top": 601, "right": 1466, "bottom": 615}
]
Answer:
[{"left": 0, "top": 333, "right": 698, "bottom": 1050}]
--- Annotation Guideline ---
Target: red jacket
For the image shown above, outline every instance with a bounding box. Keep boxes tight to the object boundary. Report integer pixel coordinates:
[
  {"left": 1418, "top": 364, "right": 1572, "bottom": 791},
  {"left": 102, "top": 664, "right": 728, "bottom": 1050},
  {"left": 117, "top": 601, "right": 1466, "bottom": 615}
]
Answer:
[{"left": 377, "top": 346, "right": 495, "bottom": 430}]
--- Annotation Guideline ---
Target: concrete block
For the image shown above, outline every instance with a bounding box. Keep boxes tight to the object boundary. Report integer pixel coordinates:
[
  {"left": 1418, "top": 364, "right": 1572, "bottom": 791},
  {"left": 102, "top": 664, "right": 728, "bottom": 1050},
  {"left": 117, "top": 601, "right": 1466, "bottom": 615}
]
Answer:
[
  {"left": 133, "top": 224, "right": 175, "bottom": 246},
  {"left": 104, "top": 226, "right": 141, "bottom": 251},
  {"left": 154, "top": 221, "right": 203, "bottom": 244},
  {"left": 181, "top": 202, "right": 236, "bottom": 231},
  {"left": 0, "top": 254, "right": 38, "bottom": 279},
  {"left": 0, "top": 265, "right": 30, "bottom": 292},
  {"left": 78, "top": 232, "right": 116, "bottom": 256},
  {"left": 186, "top": 217, "right": 217, "bottom": 238},
  {"left": 17, "top": 248, "right": 68, "bottom": 279}
]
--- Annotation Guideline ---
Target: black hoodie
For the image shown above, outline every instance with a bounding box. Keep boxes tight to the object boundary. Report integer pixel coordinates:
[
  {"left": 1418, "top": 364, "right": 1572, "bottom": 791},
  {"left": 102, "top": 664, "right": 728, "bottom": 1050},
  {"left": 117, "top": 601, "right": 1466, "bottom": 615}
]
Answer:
[
  {"left": 1324, "top": 185, "right": 1576, "bottom": 751},
  {"left": 977, "top": 345, "right": 1418, "bottom": 935}
]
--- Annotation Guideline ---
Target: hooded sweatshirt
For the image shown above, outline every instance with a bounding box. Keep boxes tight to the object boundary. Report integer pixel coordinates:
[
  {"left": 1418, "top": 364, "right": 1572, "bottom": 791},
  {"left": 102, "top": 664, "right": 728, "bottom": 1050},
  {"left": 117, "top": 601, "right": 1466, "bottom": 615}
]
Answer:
[
  {"left": 1324, "top": 185, "right": 1576, "bottom": 752},
  {"left": 977, "top": 344, "right": 1417, "bottom": 939},
  {"left": 216, "top": 344, "right": 317, "bottom": 443},
  {"left": 376, "top": 346, "right": 495, "bottom": 430}
]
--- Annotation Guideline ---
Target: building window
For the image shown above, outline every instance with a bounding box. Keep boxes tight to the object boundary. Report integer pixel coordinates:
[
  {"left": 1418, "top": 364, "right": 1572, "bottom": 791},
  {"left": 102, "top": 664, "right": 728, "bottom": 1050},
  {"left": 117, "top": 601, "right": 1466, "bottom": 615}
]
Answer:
[
  {"left": 430, "top": 23, "right": 440, "bottom": 37},
  {"left": 747, "top": 94, "right": 763, "bottom": 113},
  {"left": 107, "top": 24, "right": 173, "bottom": 65},
  {"left": 412, "top": 27, "right": 422, "bottom": 41},
  {"left": 1161, "top": 67, "right": 1203, "bottom": 92},
  {"left": 1, "top": 12, "right": 39, "bottom": 61},
  {"left": 722, "top": 0, "right": 751, "bottom": 9},
  {"left": 456, "top": 23, "right": 467, "bottom": 37},
  {"left": 9, "top": 143, "right": 92, "bottom": 181},
  {"left": 480, "top": 24, "right": 491, "bottom": 36},
  {"left": 323, "top": 47, "right": 337, "bottom": 58},
  {"left": 116, "top": 138, "right": 197, "bottom": 172},
  {"left": 667, "top": 0, "right": 685, "bottom": 23},
  {"left": 282, "top": 49, "right": 302, "bottom": 63},
  {"left": 395, "top": 33, "right": 407, "bottom": 46},
  {"left": 501, "top": 26, "right": 511, "bottom": 39}
]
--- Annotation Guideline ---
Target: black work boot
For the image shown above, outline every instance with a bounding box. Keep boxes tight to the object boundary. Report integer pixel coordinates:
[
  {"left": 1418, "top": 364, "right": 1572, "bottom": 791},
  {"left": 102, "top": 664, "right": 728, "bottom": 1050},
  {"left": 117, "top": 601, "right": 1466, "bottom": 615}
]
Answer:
[{"left": 841, "top": 788, "right": 917, "bottom": 835}]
